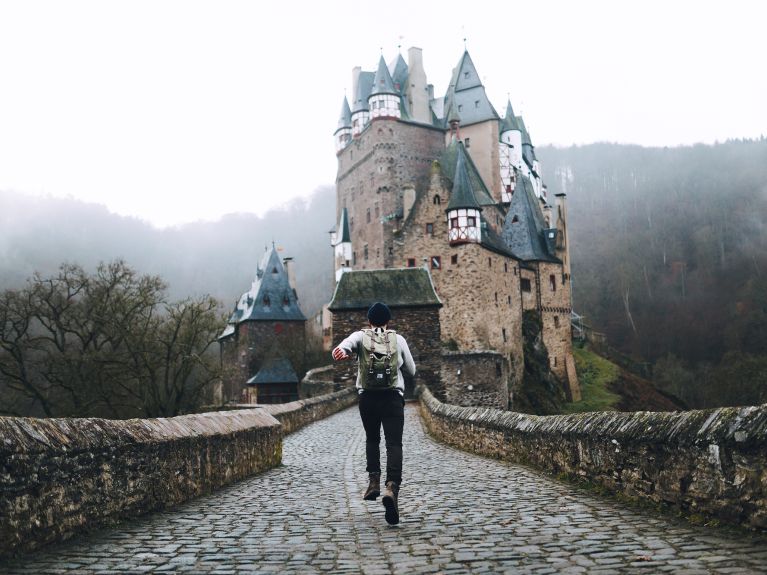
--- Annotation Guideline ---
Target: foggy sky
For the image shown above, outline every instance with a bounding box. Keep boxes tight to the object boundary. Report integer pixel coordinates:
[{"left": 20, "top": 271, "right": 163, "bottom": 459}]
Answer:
[{"left": 0, "top": 0, "right": 765, "bottom": 228}]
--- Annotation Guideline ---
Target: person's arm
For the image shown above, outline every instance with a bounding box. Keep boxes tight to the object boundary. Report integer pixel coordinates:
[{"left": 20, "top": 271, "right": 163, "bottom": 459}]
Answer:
[
  {"left": 398, "top": 335, "right": 416, "bottom": 376},
  {"left": 332, "top": 331, "right": 363, "bottom": 361}
]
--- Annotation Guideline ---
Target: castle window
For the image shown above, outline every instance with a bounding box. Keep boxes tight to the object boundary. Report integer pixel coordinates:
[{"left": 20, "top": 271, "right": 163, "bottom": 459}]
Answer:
[
  {"left": 502, "top": 328, "right": 507, "bottom": 342},
  {"left": 488, "top": 257, "right": 492, "bottom": 268},
  {"left": 426, "top": 223, "right": 434, "bottom": 236},
  {"left": 407, "top": 258, "right": 416, "bottom": 268},
  {"left": 467, "top": 216, "right": 476, "bottom": 227},
  {"left": 376, "top": 248, "right": 380, "bottom": 258},
  {"left": 364, "top": 245, "right": 369, "bottom": 260},
  {"left": 464, "top": 71, "right": 469, "bottom": 79},
  {"left": 512, "top": 215, "right": 519, "bottom": 223},
  {"left": 474, "top": 100, "right": 480, "bottom": 108},
  {"left": 431, "top": 256, "right": 441, "bottom": 270},
  {"left": 450, "top": 217, "right": 459, "bottom": 229},
  {"left": 553, "top": 356, "right": 558, "bottom": 367},
  {"left": 366, "top": 208, "right": 371, "bottom": 223},
  {"left": 272, "top": 267, "right": 278, "bottom": 274},
  {"left": 554, "top": 316, "right": 560, "bottom": 328},
  {"left": 521, "top": 278, "right": 532, "bottom": 292},
  {"left": 353, "top": 251, "right": 357, "bottom": 265},
  {"left": 274, "top": 323, "right": 283, "bottom": 335},
  {"left": 504, "top": 262, "right": 508, "bottom": 273},
  {"left": 371, "top": 101, "right": 377, "bottom": 109},
  {"left": 283, "top": 295, "right": 290, "bottom": 307},
  {"left": 465, "top": 138, "right": 470, "bottom": 149},
  {"left": 433, "top": 195, "right": 441, "bottom": 205},
  {"left": 496, "top": 362, "right": 502, "bottom": 376},
  {"left": 494, "top": 292, "right": 498, "bottom": 303},
  {"left": 375, "top": 204, "right": 379, "bottom": 218},
  {"left": 549, "top": 274, "right": 556, "bottom": 292},
  {"left": 458, "top": 104, "right": 463, "bottom": 112},
  {"left": 451, "top": 254, "right": 458, "bottom": 265},
  {"left": 514, "top": 267, "right": 518, "bottom": 276},
  {"left": 388, "top": 246, "right": 393, "bottom": 256},
  {"left": 507, "top": 295, "right": 511, "bottom": 305},
  {"left": 263, "top": 295, "right": 271, "bottom": 307}
]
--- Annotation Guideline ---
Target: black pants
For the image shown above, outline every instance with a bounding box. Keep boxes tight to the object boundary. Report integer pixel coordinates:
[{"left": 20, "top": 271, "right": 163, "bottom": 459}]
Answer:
[{"left": 358, "top": 389, "right": 405, "bottom": 485}]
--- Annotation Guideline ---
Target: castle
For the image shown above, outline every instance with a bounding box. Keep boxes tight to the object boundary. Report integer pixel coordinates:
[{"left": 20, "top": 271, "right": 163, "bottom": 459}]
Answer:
[{"left": 329, "top": 47, "right": 580, "bottom": 406}]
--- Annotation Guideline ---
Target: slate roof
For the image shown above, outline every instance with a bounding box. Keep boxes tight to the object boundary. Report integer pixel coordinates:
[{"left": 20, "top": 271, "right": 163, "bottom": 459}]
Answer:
[
  {"left": 328, "top": 268, "right": 442, "bottom": 311},
  {"left": 446, "top": 142, "right": 482, "bottom": 211},
  {"left": 219, "top": 246, "right": 306, "bottom": 339},
  {"left": 443, "top": 51, "right": 499, "bottom": 127},
  {"left": 246, "top": 358, "right": 299, "bottom": 386},
  {"left": 352, "top": 71, "right": 375, "bottom": 113},
  {"left": 370, "top": 56, "right": 398, "bottom": 96},
  {"left": 335, "top": 96, "right": 352, "bottom": 132},
  {"left": 500, "top": 99, "right": 520, "bottom": 133},
  {"left": 337, "top": 207, "right": 351, "bottom": 243},
  {"left": 502, "top": 175, "right": 560, "bottom": 263},
  {"left": 390, "top": 53, "right": 408, "bottom": 92},
  {"left": 440, "top": 141, "right": 496, "bottom": 206}
]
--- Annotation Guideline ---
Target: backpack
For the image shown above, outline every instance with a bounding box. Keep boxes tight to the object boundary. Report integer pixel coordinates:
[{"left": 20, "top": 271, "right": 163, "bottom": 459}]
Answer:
[{"left": 359, "top": 328, "right": 399, "bottom": 390}]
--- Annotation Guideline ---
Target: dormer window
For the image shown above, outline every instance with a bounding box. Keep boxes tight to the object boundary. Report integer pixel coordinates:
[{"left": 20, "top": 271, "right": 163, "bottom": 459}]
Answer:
[
  {"left": 263, "top": 295, "right": 271, "bottom": 307},
  {"left": 464, "top": 71, "right": 469, "bottom": 79},
  {"left": 272, "top": 267, "right": 278, "bottom": 274},
  {"left": 512, "top": 215, "right": 519, "bottom": 223},
  {"left": 283, "top": 295, "right": 290, "bottom": 307}
]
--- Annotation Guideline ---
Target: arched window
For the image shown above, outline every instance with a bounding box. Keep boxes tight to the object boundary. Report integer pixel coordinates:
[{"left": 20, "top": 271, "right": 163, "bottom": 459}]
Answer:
[{"left": 433, "top": 195, "right": 441, "bottom": 205}]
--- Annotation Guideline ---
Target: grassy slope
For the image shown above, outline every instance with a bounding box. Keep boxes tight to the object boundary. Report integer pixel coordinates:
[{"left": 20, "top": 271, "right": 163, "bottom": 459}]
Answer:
[{"left": 561, "top": 346, "right": 622, "bottom": 414}]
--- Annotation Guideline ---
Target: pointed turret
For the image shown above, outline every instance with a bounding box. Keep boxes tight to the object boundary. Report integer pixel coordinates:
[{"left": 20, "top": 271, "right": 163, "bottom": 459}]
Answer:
[
  {"left": 446, "top": 143, "right": 482, "bottom": 245},
  {"left": 332, "top": 208, "right": 352, "bottom": 282},
  {"left": 369, "top": 56, "right": 401, "bottom": 120},
  {"left": 442, "top": 50, "right": 499, "bottom": 128},
  {"left": 499, "top": 99, "right": 523, "bottom": 201},
  {"left": 500, "top": 99, "right": 520, "bottom": 134},
  {"left": 501, "top": 175, "right": 559, "bottom": 263},
  {"left": 334, "top": 96, "right": 352, "bottom": 152},
  {"left": 351, "top": 69, "right": 374, "bottom": 136}
]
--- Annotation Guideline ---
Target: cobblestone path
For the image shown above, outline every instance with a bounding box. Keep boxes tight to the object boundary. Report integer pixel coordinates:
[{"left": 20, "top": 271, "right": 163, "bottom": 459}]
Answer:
[{"left": 3, "top": 404, "right": 766, "bottom": 574}]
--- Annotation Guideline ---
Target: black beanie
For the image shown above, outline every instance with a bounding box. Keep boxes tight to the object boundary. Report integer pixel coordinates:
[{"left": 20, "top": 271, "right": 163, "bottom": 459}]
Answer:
[{"left": 367, "top": 302, "right": 391, "bottom": 326}]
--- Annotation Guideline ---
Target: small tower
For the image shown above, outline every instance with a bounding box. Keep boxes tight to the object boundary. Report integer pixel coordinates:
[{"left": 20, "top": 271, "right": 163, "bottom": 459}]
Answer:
[
  {"left": 499, "top": 99, "right": 522, "bottom": 202},
  {"left": 331, "top": 207, "right": 352, "bottom": 282},
  {"left": 334, "top": 96, "right": 352, "bottom": 153},
  {"left": 368, "top": 56, "right": 401, "bottom": 120},
  {"left": 446, "top": 144, "right": 482, "bottom": 245},
  {"left": 351, "top": 68, "right": 373, "bottom": 137}
]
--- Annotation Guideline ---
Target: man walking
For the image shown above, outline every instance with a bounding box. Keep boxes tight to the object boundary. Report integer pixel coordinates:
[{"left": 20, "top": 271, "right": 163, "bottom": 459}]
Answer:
[{"left": 332, "top": 302, "right": 416, "bottom": 525}]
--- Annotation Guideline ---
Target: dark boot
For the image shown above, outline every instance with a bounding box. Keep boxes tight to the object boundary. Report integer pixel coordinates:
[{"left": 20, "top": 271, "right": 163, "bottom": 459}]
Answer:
[
  {"left": 363, "top": 473, "right": 380, "bottom": 501},
  {"left": 382, "top": 481, "right": 399, "bottom": 525}
]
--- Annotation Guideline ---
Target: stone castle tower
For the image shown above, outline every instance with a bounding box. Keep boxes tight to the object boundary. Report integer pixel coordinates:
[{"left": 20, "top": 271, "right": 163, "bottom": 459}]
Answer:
[
  {"left": 218, "top": 245, "right": 306, "bottom": 403},
  {"left": 330, "top": 47, "right": 579, "bottom": 405}
]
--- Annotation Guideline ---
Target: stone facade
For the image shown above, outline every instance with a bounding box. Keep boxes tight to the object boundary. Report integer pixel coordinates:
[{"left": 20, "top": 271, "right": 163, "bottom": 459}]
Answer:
[
  {"left": 440, "top": 351, "right": 510, "bottom": 409},
  {"left": 419, "top": 385, "right": 767, "bottom": 531}
]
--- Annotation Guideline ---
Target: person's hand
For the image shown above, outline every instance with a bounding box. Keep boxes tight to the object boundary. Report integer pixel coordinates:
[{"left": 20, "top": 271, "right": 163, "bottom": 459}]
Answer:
[{"left": 332, "top": 347, "right": 350, "bottom": 361}]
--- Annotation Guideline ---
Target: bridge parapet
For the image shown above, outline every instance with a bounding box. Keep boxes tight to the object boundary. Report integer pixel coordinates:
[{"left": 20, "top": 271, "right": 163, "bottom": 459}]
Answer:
[
  {"left": 0, "top": 387, "right": 357, "bottom": 559},
  {"left": 419, "top": 385, "right": 767, "bottom": 531}
]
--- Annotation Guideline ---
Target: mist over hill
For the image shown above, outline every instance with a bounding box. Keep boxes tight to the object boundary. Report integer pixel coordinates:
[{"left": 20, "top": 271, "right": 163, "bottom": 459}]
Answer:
[
  {"left": 0, "top": 186, "right": 336, "bottom": 318},
  {"left": 538, "top": 137, "right": 767, "bottom": 408},
  {"left": 3, "top": 138, "right": 766, "bottom": 408}
]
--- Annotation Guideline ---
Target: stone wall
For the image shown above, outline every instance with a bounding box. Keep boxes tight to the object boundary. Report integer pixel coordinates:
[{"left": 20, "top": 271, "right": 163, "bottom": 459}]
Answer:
[
  {"left": 419, "top": 386, "right": 767, "bottom": 530},
  {"left": 0, "top": 409, "right": 281, "bottom": 558},
  {"left": 331, "top": 307, "right": 441, "bottom": 399},
  {"left": 300, "top": 365, "right": 344, "bottom": 398},
  {"left": 441, "top": 351, "right": 510, "bottom": 409},
  {"left": 0, "top": 388, "right": 357, "bottom": 559}
]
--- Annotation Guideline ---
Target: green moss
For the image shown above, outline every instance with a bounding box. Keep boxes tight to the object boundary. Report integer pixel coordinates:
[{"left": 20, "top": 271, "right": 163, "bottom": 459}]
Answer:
[{"left": 561, "top": 347, "right": 622, "bottom": 413}]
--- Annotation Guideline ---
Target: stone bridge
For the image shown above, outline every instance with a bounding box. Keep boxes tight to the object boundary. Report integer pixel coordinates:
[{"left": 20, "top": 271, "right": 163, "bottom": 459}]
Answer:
[{"left": 2, "top": 395, "right": 766, "bottom": 574}]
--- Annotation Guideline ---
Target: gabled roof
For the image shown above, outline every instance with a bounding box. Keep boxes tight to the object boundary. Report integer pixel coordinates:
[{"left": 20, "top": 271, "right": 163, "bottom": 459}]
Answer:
[
  {"left": 335, "top": 96, "right": 352, "bottom": 132},
  {"left": 328, "top": 268, "right": 442, "bottom": 311},
  {"left": 370, "top": 56, "right": 398, "bottom": 96},
  {"left": 220, "top": 246, "right": 306, "bottom": 338},
  {"left": 446, "top": 142, "right": 482, "bottom": 211},
  {"left": 442, "top": 50, "right": 499, "bottom": 127},
  {"left": 502, "top": 175, "right": 560, "bottom": 263},
  {"left": 247, "top": 358, "right": 299, "bottom": 386},
  {"left": 517, "top": 116, "right": 532, "bottom": 146},
  {"left": 500, "top": 99, "right": 520, "bottom": 133},
  {"left": 440, "top": 140, "right": 496, "bottom": 206},
  {"left": 338, "top": 207, "right": 351, "bottom": 243},
  {"left": 352, "top": 71, "right": 375, "bottom": 113}
]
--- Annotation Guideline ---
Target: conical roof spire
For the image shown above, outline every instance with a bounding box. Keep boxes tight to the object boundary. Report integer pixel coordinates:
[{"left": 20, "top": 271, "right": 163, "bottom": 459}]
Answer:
[
  {"left": 501, "top": 99, "right": 519, "bottom": 133},
  {"left": 370, "top": 55, "right": 397, "bottom": 96},
  {"left": 336, "top": 96, "right": 352, "bottom": 132},
  {"left": 446, "top": 143, "right": 482, "bottom": 212}
]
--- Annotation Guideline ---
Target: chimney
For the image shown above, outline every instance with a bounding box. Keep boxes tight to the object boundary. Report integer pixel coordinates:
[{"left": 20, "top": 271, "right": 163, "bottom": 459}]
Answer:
[
  {"left": 407, "top": 47, "right": 429, "bottom": 123},
  {"left": 283, "top": 257, "right": 297, "bottom": 291}
]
